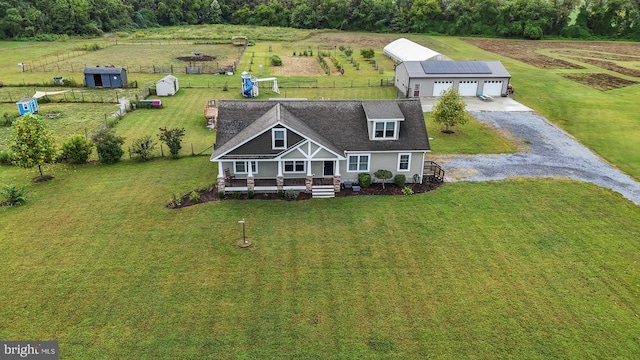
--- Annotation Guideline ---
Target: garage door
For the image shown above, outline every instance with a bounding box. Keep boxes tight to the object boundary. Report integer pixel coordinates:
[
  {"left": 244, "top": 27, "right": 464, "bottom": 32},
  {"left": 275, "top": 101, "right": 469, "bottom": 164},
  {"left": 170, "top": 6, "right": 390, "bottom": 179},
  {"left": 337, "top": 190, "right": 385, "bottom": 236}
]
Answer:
[
  {"left": 458, "top": 81, "right": 478, "bottom": 96},
  {"left": 483, "top": 80, "right": 503, "bottom": 96},
  {"left": 432, "top": 81, "right": 453, "bottom": 96}
]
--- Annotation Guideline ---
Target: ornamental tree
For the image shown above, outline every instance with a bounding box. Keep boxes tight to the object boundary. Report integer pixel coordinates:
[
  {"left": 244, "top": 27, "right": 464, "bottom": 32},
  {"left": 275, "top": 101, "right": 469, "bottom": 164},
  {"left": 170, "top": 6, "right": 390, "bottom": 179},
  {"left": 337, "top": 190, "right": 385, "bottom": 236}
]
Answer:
[
  {"left": 10, "top": 113, "right": 57, "bottom": 178},
  {"left": 432, "top": 87, "right": 470, "bottom": 133},
  {"left": 374, "top": 169, "right": 393, "bottom": 189},
  {"left": 158, "top": 127, "right": 185, "bottom": 158}
]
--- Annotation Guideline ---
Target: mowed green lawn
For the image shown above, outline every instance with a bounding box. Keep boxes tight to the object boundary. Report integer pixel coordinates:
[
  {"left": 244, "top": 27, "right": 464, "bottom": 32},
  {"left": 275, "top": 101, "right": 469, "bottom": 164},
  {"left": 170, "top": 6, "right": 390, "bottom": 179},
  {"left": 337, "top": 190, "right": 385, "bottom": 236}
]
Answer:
[{"left": 0, "top": 158, "right": 639, "bottom": 358}]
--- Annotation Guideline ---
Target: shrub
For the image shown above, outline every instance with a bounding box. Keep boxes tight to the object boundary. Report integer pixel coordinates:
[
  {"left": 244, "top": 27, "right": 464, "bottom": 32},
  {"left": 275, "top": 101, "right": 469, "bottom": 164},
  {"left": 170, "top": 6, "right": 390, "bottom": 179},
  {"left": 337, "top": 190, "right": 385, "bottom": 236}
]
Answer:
[
  {"left": 232, "top": 191, "right": 242, "bottom": 199},
  {"left": 0, "top": 150, "right": 13, "bottom": 165},
  {"left": 339, "top": 45, "right": 346, "bottom": 51},
  {"left": 218, "top": 191, "right": 225, "bottom": 199},
  {"left": 1, "top": 112, "right": 17, "bottom": 126},
  {"left": 394, "top": 174, "right": 406, "bottom": 187},
  {"left": 344, "top": 49, "right": 353, "bottom": 57},
  {"left": 271, "top": 55, "right": 282, "bottom": 66},
  {"left": 401, "top": 186, "right": 414, "bottom": 196},
  {"left": 358, "top": 173, "right": 372, "bottom": 188},
  {"left": 158, "top": 127, "right": 185, "bottom": 158},
  {"left": 248, "top": 191, "right": 254, "bottom": 199},
  {"left": 1, "top": 183, "right": 27, "bottom": 206},
  {"left": 62, "top": 78, "right": 79, "bottom": 87},
  {"left": 285, "top": 190, "right": 299, "bottom": 199},
  {"left": 189, "top": 190, "right": 200, "bottom": 202},
  {"left": 131, "top": 135, "right": 157, "bottom": 162},
  {"left": 524, "top": 24, "right": 543, "bottom": 40},
  {"left": 168, "top": 193, "right": 182, "bottom": 208},
  {"left": 92, "top": 128, "right": 125, "bottom": 164},
  {"left": 360, "top": 48, "right": 375, "bottom": 59},
  {"left": 61, "top": 134, "right": 94, "bottom": 164},
  {"left": 277, "top": 190, "right": 284, "bottom": 198}
]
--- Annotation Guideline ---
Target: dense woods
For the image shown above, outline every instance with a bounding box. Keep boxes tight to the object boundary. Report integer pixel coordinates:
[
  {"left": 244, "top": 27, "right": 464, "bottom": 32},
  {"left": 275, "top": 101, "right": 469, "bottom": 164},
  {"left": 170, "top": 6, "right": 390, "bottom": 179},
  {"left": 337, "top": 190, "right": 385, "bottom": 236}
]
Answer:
[{"left": 0, "top": 0, "right": 639, "bottom": 40}]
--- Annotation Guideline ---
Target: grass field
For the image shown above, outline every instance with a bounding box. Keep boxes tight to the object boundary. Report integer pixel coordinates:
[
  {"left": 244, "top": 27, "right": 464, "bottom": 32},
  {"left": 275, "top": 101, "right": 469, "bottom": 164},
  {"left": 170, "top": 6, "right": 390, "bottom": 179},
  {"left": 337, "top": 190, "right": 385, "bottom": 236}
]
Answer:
[
  {"left": 1, "top": 26, "right": 640, "bottom": 358},
  {"left": 0, "top": 158, "right": 639, "bottom": 358}
]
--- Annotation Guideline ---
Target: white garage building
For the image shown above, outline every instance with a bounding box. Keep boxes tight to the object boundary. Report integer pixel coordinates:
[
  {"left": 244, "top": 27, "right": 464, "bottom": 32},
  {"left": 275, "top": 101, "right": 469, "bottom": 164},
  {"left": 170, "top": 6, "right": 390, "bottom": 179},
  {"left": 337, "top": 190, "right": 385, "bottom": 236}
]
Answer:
[{"left": 394, "top": 60, "right": 511, "bottom": 98}]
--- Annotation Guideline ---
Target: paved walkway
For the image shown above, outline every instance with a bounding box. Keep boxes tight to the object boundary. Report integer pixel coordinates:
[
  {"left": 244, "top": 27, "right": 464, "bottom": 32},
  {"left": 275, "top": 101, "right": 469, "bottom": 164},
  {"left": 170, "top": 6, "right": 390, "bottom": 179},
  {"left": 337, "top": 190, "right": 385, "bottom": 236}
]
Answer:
[{"left": 429, "top": 111, "right": 640, "bottom": 206}]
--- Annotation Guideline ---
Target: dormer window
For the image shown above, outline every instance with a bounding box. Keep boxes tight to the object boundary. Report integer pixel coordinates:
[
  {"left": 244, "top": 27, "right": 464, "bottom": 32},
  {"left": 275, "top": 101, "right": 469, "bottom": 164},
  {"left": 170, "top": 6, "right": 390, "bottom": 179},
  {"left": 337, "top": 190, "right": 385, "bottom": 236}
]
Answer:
[
  {"left": 374, "top": 121, "right": 397, "bottom": 139},
  {"left": 272, "top": 128, "right": 286, "bottom": 149}
]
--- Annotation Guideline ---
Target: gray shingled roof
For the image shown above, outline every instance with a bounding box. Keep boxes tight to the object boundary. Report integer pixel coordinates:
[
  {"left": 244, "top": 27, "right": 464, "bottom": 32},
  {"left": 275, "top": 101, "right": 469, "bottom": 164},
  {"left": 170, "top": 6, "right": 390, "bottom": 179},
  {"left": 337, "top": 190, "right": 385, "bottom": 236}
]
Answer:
[
  {"left": 83, "top": 67, "right": 125, "bottom": 74},
  {"left": 212, "top": 100, "right": 429, "bottom": 159},
  {"left": 362, "top": 101, "right": 404, "bottom": 121}
]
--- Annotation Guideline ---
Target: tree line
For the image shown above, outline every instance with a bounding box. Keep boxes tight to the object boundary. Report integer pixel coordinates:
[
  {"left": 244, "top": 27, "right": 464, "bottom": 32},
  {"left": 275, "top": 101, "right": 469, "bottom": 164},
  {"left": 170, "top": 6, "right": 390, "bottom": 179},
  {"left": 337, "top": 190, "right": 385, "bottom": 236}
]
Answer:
[{"left": 1, "top": 0, "right": 639, "bottom": 40}]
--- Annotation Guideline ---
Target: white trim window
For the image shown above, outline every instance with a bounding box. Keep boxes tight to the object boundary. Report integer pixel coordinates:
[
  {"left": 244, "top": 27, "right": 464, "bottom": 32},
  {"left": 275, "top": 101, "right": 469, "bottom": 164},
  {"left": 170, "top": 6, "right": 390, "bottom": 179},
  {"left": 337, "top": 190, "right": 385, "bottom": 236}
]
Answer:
[
  {"left": 374, "top": 121, "right": 397, "bottom": 140},
  {"left": 284, "top": 160, "right": 305, "bottom": 173},
  {"left": 347, "top": 154, "right": 369, "bottom": 172},
  {"left": 272, "top": 128, "right": 286, "bottom": 150},
  {"left": 234, "top": 161, "right": 258, "bottom": 174},
  {"left": 398, "top": 153, "right": 411, "bottom": 172}
]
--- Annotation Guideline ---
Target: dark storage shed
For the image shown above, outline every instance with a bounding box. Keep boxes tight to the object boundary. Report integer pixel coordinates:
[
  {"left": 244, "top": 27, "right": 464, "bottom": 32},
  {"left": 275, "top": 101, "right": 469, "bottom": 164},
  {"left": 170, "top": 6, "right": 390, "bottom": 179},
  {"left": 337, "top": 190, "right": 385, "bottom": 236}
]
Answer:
[{"left": 83, "top": 67, "right": 128, "bottom": 88}]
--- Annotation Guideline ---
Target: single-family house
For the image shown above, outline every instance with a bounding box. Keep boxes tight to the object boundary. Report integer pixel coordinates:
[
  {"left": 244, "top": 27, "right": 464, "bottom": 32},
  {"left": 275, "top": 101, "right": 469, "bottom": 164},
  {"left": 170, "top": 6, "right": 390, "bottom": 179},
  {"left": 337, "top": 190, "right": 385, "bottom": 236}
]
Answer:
[
  {"left": 16, "top": 97, "right": 38, "bottom": 115},
  {"left": 156, "top": 75, "right": 179, "bottom": 96},
  {"left": 211, "top": 99, "right": 431, "bottom": 197},
  {"left": 83, "top": 67, "right": 128, "bottom": 88}
]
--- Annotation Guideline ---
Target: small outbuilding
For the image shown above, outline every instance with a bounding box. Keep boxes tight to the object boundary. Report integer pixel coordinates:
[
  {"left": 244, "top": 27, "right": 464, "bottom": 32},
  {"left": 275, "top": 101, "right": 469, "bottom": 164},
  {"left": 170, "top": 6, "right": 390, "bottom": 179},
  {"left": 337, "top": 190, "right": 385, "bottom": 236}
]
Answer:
[
  {"left": 156, "top": 75, "right": 179, "bottom": 96},
  {"left": 83, "top": 67, "right": 128, "bottom": 88},
  {"left": 394, "top": 60, "right": 511, "bottom": 97},
  {"left": 383, "top": 38, "right": 451, "bottom": 63},
  {"left": 16, "top": 97, "right": 38, "bottom": 116}
]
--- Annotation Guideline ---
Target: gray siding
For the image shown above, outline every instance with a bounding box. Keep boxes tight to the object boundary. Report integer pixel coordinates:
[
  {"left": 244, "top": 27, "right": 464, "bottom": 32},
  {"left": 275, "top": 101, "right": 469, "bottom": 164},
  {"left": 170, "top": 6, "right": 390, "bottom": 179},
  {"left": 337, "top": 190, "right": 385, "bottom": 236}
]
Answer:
[{"left": 228, "top": 127, "right": 305, "bottom": 156}]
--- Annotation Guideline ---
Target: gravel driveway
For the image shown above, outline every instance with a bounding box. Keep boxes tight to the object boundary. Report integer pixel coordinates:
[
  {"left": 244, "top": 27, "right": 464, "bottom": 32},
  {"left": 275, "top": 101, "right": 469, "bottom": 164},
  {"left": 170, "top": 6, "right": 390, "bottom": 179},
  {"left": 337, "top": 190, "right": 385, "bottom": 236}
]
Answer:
[{"left": 429, "top": 111, "right": 640, "bottom": 206}]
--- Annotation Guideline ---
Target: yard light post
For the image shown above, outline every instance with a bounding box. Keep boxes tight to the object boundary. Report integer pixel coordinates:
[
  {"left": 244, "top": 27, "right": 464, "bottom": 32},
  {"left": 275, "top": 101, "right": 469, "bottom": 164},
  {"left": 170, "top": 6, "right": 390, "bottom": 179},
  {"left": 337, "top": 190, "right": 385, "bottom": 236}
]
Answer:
[{"left": 237, "top": 218, "right": 251, "bottom": 248}]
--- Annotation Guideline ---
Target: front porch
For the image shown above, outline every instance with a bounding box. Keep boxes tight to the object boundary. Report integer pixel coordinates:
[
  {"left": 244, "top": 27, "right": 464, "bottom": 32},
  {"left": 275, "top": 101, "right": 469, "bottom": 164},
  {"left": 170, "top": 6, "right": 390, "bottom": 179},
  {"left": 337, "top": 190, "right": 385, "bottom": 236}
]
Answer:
[{"left": 224, "top": 177, "right": 336, "bottom": 193}]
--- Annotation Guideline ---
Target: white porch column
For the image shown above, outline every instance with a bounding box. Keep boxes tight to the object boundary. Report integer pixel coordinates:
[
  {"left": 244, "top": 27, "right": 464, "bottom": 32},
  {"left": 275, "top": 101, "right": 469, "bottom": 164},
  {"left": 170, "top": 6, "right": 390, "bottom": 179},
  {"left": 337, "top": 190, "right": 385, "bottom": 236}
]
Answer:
[
  {"left": 335, "top": 159, "right": 340, "bottom": 176},
  {"left": 277, "top": 161, "right": 283, "bottom": 177},
  {"left": 306, "top": 160, "right": 312, "bottom": 176},
  {"left": 217, "top": 161, "right": 224, "bottom": 178}
]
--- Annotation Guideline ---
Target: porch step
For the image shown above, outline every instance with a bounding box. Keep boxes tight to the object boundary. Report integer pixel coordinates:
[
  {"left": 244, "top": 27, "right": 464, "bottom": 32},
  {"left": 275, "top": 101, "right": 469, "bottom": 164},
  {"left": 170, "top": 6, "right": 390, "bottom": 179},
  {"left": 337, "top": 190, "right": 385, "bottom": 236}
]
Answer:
[{"left": 312, "top": 185, "right": 335, "bottom": 198}]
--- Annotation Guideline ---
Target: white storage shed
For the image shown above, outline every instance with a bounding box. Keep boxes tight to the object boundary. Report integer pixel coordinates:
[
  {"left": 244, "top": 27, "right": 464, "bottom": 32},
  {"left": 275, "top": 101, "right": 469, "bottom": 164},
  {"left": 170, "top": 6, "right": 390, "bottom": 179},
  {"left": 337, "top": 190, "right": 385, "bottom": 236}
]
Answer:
[{"left": 156, "top": 75, "right": 179, "bottom": 96}]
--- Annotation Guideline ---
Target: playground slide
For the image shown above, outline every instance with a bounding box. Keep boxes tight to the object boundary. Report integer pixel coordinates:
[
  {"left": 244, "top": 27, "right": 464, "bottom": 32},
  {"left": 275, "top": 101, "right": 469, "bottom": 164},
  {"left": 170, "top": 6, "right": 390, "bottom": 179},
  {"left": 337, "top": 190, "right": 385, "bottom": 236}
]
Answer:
[{"left": 243, "top": 77, "right": 253, "bottom": 97}]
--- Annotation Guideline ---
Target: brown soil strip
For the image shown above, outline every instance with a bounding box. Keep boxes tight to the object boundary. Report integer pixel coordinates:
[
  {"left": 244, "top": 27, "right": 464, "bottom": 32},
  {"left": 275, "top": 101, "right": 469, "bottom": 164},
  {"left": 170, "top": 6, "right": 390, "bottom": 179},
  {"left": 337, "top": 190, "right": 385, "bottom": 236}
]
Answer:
[
  {"left": 575, "top": 58, "right": 640, "bottom": 78},
  {"left": 561, "top": 73, "right": 637, "bottom": 91}
]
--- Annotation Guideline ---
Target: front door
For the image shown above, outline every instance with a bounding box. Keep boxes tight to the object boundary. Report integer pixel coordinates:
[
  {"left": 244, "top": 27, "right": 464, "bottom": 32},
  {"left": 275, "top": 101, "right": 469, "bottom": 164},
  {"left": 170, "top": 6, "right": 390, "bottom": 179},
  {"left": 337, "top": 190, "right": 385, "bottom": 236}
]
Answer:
[
  {"left": 93, "top": 74, "right": 103, "bottom": 87},
  {"left": 323, "top": 161, "right": 333, "bottom": 176}
]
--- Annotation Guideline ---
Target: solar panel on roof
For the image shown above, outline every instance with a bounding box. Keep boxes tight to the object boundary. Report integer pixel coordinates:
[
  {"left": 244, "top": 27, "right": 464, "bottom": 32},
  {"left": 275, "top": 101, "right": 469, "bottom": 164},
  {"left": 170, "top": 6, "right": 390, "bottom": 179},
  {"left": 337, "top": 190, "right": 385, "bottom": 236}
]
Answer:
[{"left": 421, "top": 61, "right": 491, "bottom": 74}]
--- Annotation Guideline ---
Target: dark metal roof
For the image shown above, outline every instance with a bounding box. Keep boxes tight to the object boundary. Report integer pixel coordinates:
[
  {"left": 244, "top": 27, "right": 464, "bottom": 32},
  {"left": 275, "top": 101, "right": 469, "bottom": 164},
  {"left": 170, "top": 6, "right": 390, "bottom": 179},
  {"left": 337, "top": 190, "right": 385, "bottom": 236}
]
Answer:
[
  {"left": 83, "top": 67, "right": 125, "bottom": 75},
  {"left": 421, "top": 61, "right": 491, "bottom": 74},
  {"left": 212, "top": 100, "right": 429, "bottom": 159}
]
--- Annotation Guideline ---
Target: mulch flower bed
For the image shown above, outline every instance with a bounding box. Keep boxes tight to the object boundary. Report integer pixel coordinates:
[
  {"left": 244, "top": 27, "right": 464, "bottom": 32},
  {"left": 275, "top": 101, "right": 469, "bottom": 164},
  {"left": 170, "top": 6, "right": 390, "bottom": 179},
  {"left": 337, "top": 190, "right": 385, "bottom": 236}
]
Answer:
[{"left": 169, "top": 182, "right": 443, "bottom": 209}]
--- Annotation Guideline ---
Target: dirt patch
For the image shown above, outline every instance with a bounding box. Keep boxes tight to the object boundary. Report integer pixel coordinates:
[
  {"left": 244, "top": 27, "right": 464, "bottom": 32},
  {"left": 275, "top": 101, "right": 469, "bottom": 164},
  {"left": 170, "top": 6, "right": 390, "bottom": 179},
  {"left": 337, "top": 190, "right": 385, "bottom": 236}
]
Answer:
[
  {"left": 176, "top": 55, "right": 217, "bottom": 62},
  {"left": 270, "top": 56, "right": 326, "bottom": 76},
  {"left": 464, "top": 39, "right": 584, "bottom": 69},
  {"left": 560, "top": 73, "right": 637, "bottom": 91},
  {"left": 33, "top": 175, "right": 54, "bottom": 183},
  {"left": 574, "top": 58, "right": 640, "bottom": 78},
  {"left": 169, "top": 182, "right": 443, "bottom": 208}
]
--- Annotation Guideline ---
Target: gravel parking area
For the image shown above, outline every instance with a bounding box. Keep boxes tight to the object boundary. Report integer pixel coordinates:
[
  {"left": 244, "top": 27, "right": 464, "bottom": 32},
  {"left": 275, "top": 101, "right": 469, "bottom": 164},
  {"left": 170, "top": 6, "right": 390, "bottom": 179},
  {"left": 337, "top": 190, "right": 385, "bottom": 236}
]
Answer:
[{"left": 429, "top": 111, "right": 640, "bottom": 206}]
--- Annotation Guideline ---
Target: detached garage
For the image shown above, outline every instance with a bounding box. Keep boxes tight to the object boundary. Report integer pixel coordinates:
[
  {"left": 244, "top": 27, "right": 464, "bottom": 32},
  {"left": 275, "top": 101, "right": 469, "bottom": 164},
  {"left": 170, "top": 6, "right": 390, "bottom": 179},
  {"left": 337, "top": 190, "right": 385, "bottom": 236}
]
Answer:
[
  {"left": 83, "top": 67, "right": 128, "bottom": 88},
  {"left": 156, "top": 75, "right": 179, "bottom": 96},
  {"left": 394, "top": 60, "right": 511, "bottom": 98}
]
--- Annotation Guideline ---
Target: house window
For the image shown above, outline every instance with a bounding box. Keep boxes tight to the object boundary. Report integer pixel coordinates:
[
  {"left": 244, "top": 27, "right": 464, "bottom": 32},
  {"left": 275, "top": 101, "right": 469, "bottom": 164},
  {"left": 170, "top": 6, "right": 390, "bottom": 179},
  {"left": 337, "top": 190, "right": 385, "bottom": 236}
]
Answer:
[
  {"left": 284, "top": 160, "right": 305, "bottom": 173},
  {"left": 348, "top": 154, "right": 369, "bottom": 172},
  {"left": 234, "top": 161, "right": 258, "bottom": 174},
  {"left": 398, "top": 153, "right": 411, "bottom": 171},
  {"left": 272, "top": 128, "right": 286, "bottom": 149},
  {"left": 374, "top": 121, "right": 397, "bottom": 139},
  {"left": 413, "top": 83, "right": 421, "bottom": 97}
]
